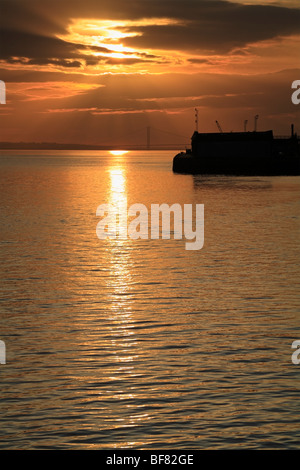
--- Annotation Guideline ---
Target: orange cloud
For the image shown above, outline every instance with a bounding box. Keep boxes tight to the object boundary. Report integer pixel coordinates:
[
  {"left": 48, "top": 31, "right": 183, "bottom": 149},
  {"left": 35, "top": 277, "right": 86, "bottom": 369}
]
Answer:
[{"left": 7, "top": 82, "right": 102, "bottom": 102}]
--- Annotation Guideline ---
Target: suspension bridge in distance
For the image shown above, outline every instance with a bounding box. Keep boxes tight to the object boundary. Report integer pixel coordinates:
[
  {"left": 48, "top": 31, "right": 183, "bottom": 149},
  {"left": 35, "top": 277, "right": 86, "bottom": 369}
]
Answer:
[
  {"left": 107, "top": 126, "right": 191, "bottom": 150},
  {"left": 0, "top": 126, "right": 191, "bottom": 151}
]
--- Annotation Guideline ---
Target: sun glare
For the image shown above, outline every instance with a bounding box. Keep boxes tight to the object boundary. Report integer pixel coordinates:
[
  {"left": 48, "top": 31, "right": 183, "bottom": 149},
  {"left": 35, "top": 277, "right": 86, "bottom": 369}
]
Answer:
[
  {"left": 58, "top": 19, "right": 140, "bottom": 57},
  {"left": 109, "top": 150, "right": 129, "bottom": 156},
  {"left": 56, "top": 18, "right": 185, "bottom": 72}
]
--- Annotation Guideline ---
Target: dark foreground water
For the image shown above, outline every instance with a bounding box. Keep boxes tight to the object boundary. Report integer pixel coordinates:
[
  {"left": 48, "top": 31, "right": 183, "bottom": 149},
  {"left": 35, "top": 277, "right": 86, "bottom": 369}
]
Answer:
[{"left": 0, "top": 150, "right": 299, "bottom": 449}]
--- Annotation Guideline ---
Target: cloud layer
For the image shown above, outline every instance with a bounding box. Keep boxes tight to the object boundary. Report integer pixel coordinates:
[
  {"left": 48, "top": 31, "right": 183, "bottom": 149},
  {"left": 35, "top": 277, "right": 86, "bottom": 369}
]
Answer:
[
  {"left": 1, "top": 0, "right": 300, "bottom": 66},
  {"left": 0, "top": 0, "right": 299, "bottom": 143}
]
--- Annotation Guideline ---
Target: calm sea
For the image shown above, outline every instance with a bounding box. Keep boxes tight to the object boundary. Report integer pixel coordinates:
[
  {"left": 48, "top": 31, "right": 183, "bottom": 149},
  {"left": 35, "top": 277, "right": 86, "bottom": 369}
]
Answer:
[{"left": 0, "top": 150, "right": 299, "bottom": 449}]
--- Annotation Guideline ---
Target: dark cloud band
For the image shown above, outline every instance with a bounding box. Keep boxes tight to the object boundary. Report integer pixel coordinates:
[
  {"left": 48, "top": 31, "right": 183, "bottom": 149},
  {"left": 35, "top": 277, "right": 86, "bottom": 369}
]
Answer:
[{"left": 1, "top": 0, "right": 300, "bottom": 67}]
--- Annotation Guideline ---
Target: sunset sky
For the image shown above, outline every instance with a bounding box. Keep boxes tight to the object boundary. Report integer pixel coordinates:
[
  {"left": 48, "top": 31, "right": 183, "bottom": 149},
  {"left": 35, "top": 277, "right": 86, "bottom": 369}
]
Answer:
[{"left": 0, "top": 0, "right": 299, "bottom": 146}]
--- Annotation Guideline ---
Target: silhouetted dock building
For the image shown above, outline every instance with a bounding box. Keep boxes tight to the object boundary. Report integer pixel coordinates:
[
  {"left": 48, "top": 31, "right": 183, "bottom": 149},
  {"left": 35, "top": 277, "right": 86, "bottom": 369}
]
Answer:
[{"left": 173, "top": 127, "right": 300, "bottom": 175}]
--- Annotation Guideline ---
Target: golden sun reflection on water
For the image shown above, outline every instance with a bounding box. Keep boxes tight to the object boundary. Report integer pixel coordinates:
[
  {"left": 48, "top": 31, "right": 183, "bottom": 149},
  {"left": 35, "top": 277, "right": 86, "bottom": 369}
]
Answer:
[
  {"left": 106, "top": 166, "right": 135, "bottom": 340},
  {"left": 103, "top": 166, "right": 152, "bottom": 435}
]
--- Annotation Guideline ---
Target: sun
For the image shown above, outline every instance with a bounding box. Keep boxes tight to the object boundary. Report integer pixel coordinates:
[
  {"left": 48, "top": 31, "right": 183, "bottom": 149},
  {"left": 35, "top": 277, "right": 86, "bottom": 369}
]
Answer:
[
  {"left": 58, "top": 19, "right": 140, "bottom": 59},
  {"left": 56, "top": 18, "right": 183, "bottom": 73},
  {"left": 109, "top": 150, "right": 129, "bottom": 156}
]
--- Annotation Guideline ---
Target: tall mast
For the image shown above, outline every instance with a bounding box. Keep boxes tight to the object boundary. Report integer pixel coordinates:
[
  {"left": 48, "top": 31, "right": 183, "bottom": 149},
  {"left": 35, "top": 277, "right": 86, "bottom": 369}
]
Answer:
[{"left": 195, "top": 108, "right": 199, "bottom": 133}]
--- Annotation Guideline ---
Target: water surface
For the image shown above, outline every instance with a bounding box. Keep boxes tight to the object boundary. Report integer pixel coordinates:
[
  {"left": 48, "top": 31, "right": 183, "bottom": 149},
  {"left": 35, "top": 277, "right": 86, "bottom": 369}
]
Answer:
[{"left": 0, "top": 150, "right": 299, "bottom": 449}]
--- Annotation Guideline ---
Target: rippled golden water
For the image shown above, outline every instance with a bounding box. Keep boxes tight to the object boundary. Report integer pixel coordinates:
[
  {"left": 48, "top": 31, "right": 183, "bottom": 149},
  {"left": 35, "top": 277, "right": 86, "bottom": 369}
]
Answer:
[{"left": 0, "top": 151, "right": 299, "bottom": 449}]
